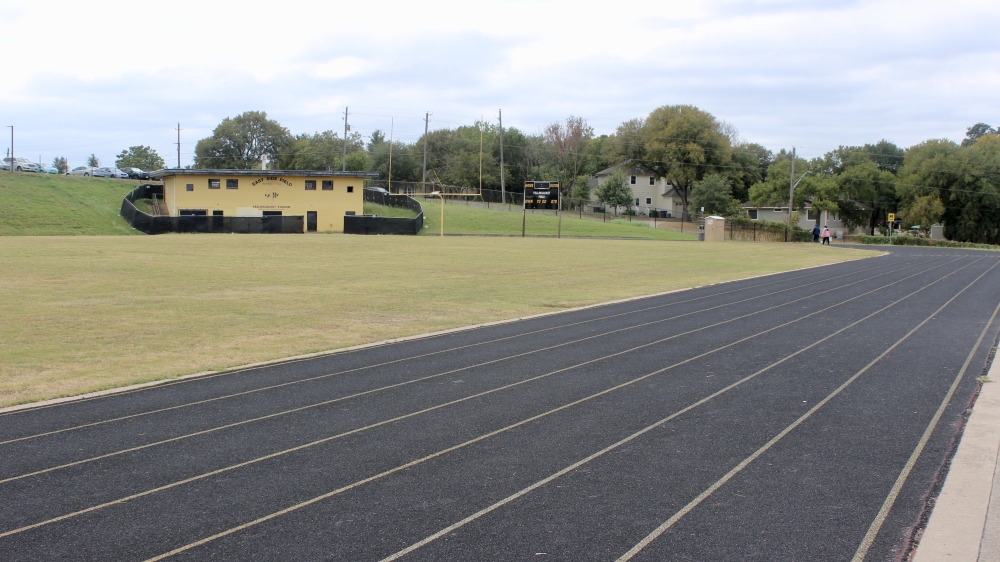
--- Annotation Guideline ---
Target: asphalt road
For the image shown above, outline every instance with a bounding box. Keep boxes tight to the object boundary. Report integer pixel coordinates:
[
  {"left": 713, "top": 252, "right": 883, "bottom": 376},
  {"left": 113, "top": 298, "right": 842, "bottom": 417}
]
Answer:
[{"left": 2, "top": 245, "right": 999, "bottom": 561}]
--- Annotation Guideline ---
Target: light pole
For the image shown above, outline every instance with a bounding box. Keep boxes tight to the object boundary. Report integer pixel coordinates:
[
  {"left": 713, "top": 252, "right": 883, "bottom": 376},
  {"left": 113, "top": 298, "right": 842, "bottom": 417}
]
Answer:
[
  {"left": 5, "top": 126, "right": 12, "bottom": 174},
  {"left": 430, "top": 191, "right": 444, "bottom": 236}
]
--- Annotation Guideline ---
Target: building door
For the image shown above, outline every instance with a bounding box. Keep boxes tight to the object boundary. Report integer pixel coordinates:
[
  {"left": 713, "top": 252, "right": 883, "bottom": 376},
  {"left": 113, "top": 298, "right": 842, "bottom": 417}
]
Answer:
[
  {"left": 307, "top": 211, "right": 317, "bottom": 232},
  {"left": 212, "top": 210, "right": 223, "bottom": 231}
]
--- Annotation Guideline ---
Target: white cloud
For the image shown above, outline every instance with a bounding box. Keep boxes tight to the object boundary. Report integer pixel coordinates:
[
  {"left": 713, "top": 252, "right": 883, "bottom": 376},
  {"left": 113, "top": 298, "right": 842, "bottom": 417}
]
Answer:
[{"left": 1, "top": 0, "right": 998, "bottom": 166}]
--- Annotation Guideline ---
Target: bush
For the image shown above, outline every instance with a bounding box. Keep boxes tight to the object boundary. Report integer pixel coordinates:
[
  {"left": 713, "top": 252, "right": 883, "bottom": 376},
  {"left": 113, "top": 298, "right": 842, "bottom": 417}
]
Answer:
[{"left": 854, "top": 234, "right": 999, "bottom": 250}]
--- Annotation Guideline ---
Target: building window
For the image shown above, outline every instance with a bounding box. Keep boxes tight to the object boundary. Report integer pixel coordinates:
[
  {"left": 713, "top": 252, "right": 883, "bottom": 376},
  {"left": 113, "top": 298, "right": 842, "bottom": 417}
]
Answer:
[
  {"left": 748, "top": 209, "right": 758, "bottom": 220},
  {"left": 645, "top": 197, "right": 652, "bottom": 205},
  {"left": 208, "top": 179, "right": 220, "bottom": 189},
  {"left": 807, "top": 210, "right": 818, "bottom": 220},
  {"left": 322, "top": 180, "right": 333, "bottom": 190},
  {"left": 179, "top": 209, "right": 207, "bottom": 216},
  {"left": 186, "top": 184, "right": 193, "bottom": 192},
  {"left": 347, "top": 185, "right": 354, "bottom": 193},
  {"left": 774, "top": 208, "right": 782, "bottom": 212},
  {"left": 212, "top": 210, "right": 223, "bottom": 216},
  {"left": 305, "top": 180, "right": 316, "bottom": 190},
  {"left": 635, "top": 198, "right": 640, "bottom": 205},
  {"left": 262, "top": 211, "right": 282, "bottom": 216},
  {"left": 630, "top": 175, "right": 636, "bottom": 185},
  {"left": 226, "top": 179, "right": 238, "bottom": 189},
  {"left": 649, "top": 176, "right": 655, "bottom": 185}
]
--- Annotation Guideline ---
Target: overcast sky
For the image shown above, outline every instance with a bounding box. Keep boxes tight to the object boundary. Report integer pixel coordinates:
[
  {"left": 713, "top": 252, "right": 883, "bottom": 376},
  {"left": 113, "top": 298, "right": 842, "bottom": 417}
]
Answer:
[{"left": 1, "top": 0, "right": 997, "bottom": 168}]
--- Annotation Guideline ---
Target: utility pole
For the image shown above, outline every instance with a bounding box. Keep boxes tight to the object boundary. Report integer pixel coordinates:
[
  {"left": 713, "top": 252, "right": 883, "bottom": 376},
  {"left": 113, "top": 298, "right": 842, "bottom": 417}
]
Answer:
[
  {"left": 387, "top": 118, "right": 394, "bottom": 193},
  {"left": 5, "top": 126, "right": 11, "bottom": 173},
  {"left": 498, "top": 109, "right": 505, "bottom": 204},
  {"left": 787, "top": 146, "right": 795, "bottom": 242},
  {"left": 422, "top": 112, "right": 429, "bottom": 194},
  {"left": 175, "top": 123, "right": 182, "bottom": 168},
  {"left": 342, "top": 107, "right": 349, "bottom": 172},
  {"left": 478, "top": 118, "right": 483, "bottom": 196}
]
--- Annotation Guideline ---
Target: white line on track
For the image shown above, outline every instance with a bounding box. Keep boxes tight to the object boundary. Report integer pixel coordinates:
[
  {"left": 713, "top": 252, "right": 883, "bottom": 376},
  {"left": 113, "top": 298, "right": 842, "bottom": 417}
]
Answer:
[
  {"left": 0, "top": 256, "right": 894, "bottom": 441},
  {"left": 0, "top": 258, "right": 935, "bottom": 486},
  {"left": 135, "top": 260, "right": 977, "bottom": 561},
  {"left": 613, "top": 259, "right": 1000, "bottom": 562},
  {"left": 851, "top": 296, "right": 1000, "bottom": 561},
  {"left": 377, "top": 257, "right": 987, "bottom": 561}
]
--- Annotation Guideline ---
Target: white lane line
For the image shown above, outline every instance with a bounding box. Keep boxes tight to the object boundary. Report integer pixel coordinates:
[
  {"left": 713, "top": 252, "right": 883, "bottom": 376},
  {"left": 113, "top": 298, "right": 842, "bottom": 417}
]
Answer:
[
  {"left": 614, "top": 258, "right": 999, "bottom": 562},
  {"left": 0, "top": 255, "right": 888, "bottom": 441},
  {"left": 851, "top": 297, "right": 1000, "bottom": 561},
  {"left": 377, "top": 262, "right": 972, "bottom": 561},
  {"left": 0, "top": 258, "right": 929, "bottom": 486},
  {"left": 137, "top": 260, "right": 974, "bottom": 561},
  {"left": 2, "top": 254, "right": 868, "bottom": 419}
]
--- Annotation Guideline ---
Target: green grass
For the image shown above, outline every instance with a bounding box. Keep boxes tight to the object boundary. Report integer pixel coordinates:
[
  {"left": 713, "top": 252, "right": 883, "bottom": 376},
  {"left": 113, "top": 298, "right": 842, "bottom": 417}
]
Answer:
[
  {"left": 0, "top": 235, "right": 875, "bottom": 406},
  {"left": 419, "top": 199, "right": 697, "bottom": 240},
  {"left": 0, "top": 172, "right": 139, "bottom": 235},
  {"left": 363, "top": 202, "right": 420, "bottom": 218}
]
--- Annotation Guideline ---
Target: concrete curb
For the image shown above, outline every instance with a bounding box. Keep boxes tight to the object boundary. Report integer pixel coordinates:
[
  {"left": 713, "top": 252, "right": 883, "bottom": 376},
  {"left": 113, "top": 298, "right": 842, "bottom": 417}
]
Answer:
[
  {"left": 913, "top": 353, "right": 1000, "bottom": 561},
  {"left": 0, "top": 250, "right": 880, "bottom": 415}
]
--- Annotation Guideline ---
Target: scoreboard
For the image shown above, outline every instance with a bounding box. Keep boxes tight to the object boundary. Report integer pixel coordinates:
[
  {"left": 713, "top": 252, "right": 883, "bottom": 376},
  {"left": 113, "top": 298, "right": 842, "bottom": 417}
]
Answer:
[{"left": 524, "top": 181, "right": 560, "bottom": 210}]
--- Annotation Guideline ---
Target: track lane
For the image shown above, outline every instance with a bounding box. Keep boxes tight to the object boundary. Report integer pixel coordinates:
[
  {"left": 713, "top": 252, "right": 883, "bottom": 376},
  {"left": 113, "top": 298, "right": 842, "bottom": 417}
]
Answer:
[
  {"left": 0, "top": 256, "right": 948, "bottom": 552},
  {"left": 101, "top": 258, "right": 984, "bottom": 559},
  {"left": 0, "top": 254, "right": 895, "bottom": 444},
  {"left": 0, "top": 256, "right": 934, "bottom": 485}
]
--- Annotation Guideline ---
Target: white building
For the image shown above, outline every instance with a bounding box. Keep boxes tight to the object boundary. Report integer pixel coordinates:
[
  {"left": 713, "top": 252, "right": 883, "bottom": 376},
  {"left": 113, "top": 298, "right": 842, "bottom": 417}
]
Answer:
[
  {"left": 743, "top": 202, "right": 861, "bottom": 235},
  {"left": 591, "top": 168, "right": 685, "bottom": 216}
]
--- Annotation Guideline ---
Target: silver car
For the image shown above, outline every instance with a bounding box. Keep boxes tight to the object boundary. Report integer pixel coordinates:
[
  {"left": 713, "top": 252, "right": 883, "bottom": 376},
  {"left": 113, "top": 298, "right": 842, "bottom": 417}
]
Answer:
[
  {"left": 2, "top": 157, "right": 40, "bottom": 172},
  {"left": 70, "top": 166, "right": 99, "bottom": 176}
]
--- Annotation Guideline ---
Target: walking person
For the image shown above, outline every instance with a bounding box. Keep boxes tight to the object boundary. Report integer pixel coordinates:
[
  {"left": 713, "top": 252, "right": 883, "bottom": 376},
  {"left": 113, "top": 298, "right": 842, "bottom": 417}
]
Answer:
[
  {"left": 812, "top": 223, "right": 821, "bottom": 243},
  {"left": 822, "top": 226, "right": 831, "bottom": 245}
]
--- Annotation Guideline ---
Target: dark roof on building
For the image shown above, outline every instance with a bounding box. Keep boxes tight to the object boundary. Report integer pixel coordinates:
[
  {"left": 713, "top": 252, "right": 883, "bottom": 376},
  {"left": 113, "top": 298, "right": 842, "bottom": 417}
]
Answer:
[{"left": 151, "top": 169, "right": 379, "bottom": 179}]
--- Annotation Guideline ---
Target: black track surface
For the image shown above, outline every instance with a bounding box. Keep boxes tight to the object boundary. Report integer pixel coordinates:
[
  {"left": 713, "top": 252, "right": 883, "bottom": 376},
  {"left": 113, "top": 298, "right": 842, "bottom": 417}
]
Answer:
[{"left": 2, "top": 246, "right": 999, "bottom": 561}]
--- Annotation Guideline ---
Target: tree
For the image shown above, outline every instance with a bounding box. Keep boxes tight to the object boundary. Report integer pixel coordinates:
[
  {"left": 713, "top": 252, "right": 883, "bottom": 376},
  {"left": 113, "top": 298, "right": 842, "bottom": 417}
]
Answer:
[
  {"left": 593, "top": 171, "right": 634, "bottom": 217},
  {"left": 194, "top": 111, "right": 291, "bottom": 169},
  {"left": 116, "top": 145, "right": 165, "bottom": 171},
  {"left": 729, "top": 143, "right": 772, "bottom": 202},
  {"left": 607, "top": 105, "right": 732, "bottom": 220},
  {"left": 691, "top": 174, "right": 740, "bottom": 216},
  {"left": 86, "top": 154, "right": 100, "bottom": 167},
  {"left": 543, "top": 116, "right": 594, "bottom": 206},
  {"left": 52, "top": 157, "right": 68, "bottom": 174},
  {"left": 962, "top": 123, "right": 996, "bottom": 147},
  {"left": 900, "top": 137, "right": 1000, "bottom": 243},
  {"left": 275, "top": 130, "right": 365, "bottom": 171},
  {"left": 901, "top": 195, "right": 945, "bottom": 232}
]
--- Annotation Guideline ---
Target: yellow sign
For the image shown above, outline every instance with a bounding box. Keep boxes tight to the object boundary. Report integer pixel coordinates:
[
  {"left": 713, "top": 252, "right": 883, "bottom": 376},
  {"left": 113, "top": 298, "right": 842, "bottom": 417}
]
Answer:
[{"left": 888, "top": 213, "right": 896, "bottom": 222}]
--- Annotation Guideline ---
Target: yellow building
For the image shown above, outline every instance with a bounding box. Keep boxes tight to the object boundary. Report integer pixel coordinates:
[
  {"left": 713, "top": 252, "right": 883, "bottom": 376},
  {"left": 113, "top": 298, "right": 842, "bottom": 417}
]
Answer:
[{"left": 153, "top": 169, "right": 379, "bottom": 232}]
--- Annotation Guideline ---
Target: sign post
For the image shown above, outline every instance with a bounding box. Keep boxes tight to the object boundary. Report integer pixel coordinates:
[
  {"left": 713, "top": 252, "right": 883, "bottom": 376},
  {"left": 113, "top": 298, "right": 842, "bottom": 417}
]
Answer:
[
  {"left": 888, "top": 212, "right": 895, "bottom": 240},
  {"left": 524, "top": 181, "right": 560, "bottom": 238}
]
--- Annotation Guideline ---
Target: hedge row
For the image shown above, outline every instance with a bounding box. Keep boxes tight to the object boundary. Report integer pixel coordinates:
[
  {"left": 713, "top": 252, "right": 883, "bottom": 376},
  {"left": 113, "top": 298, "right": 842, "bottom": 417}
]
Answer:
[{"left": 854, "top": 234, "right": 1000, "bottom": 251}]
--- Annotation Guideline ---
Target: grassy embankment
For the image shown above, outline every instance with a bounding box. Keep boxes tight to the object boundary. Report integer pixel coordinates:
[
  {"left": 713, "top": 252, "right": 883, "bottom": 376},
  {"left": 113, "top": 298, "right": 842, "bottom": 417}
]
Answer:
[
  {"left": 0, "top": 235, "right": 875, "bottom": 406},
  {"left": 0, "top": 172, "right": 139, "bottom": 235}
]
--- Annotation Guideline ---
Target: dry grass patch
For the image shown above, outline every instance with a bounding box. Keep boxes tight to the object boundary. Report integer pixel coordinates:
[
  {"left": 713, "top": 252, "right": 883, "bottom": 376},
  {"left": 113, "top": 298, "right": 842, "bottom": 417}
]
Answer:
[{"left": 0, "top": 235, "right": 876, "bottom": 406}]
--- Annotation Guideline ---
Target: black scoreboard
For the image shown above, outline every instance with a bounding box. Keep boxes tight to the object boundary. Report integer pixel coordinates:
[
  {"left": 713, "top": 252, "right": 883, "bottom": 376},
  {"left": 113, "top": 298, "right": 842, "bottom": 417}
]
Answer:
[{"left": 524, "top": 181, "right": 560, "bottom": 210}]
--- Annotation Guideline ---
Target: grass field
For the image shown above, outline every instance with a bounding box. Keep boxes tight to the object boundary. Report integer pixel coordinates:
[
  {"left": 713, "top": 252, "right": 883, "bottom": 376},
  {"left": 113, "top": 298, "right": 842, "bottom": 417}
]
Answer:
[
  {"left": 419, "top": 199, "right": 696, "bottom": 239},
  {"left": 0, "top": 172, "right": 139, "bottom": 235},
  {"left": 0, "top": 235, "right": 875, "bottom": 406}
]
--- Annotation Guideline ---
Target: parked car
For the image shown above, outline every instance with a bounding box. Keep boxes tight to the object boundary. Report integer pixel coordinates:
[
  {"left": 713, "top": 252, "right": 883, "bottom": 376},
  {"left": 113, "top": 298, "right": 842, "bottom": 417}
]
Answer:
[
  {"left": 2, "top": 157, "right": 40, "bottom": 172},
  {"left": 94, "top": 167, "right": 125, "bottom": 178},
  {"left": 121, "top": 167, "right": 150, "bottom": 180},
  {"left": 70, "top": 166, "right": 97, "bottom": 176},
  {"left": 37, "top": 163, "right": 59, "bottom": 174}
]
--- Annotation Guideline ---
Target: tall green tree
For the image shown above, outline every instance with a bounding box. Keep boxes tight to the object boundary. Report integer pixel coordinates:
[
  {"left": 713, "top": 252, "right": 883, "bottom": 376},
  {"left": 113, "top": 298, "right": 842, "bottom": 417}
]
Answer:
[
  {"left": 900, "top": 137, "right": 1000, "bottom": 243},
  {"left": 115, "top": 145, "right": 165, "bottom": 170},
  {"left": 543, "top": 116, "right": 594, "bottom": 206},
  {"left": 691, "top": 174, "right": 741, "bottom": 217},
  {"left": 962, "top": 123, "right": 996, "bottom": 147},
  {"left": 86, "top": 154, "right": 100, "bottom": 167},
  {"left": 52, "top": 156, "right": 68, "bottom": 174},
  {"left": 593, "top": 171, "right": 634, "bottom": 217},
  {"left": 276, "top": 130, "right": 365, "bottom": 171},
  {"left": 194, "top": 111, "right": 291, "bottom": 169},
  {"left": 729, "top": 143, "right": 772, "bottom": 202},
  {"left": 607, "top": 105, "right": 732, "bottom": 220}
]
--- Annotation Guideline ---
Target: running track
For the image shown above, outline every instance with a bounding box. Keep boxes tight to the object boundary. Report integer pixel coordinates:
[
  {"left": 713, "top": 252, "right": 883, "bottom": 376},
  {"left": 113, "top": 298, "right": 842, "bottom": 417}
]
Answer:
[{"left": 1, "top": 246, "right": 999, "bottom": 561}]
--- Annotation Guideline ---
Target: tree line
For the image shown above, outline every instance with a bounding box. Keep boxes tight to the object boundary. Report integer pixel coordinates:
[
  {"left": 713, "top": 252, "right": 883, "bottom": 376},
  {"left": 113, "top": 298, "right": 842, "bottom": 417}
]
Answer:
[{"left": 188, "top": 109, "right": 1000, "bottom": 244}]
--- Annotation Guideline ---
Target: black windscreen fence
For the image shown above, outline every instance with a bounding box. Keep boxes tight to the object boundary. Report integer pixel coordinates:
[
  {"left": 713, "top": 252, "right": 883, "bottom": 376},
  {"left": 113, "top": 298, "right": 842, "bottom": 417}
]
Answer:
[
  {"left": 120, "top": 184, "right": 304, "bottom": 234},
  {"left": 345, "top": 188, "right": 424, "bottom": 235}
]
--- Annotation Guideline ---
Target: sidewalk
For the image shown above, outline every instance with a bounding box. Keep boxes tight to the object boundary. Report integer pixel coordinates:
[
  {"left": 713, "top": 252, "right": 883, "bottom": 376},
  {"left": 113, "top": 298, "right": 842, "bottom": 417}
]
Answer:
[{"left": 913, "top": 354, "right": 1000, "bottom": 561}]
